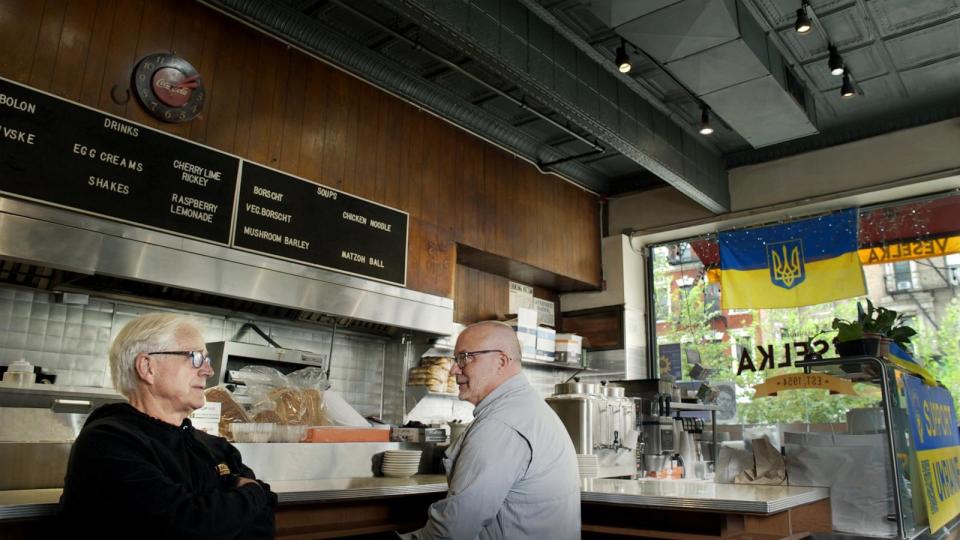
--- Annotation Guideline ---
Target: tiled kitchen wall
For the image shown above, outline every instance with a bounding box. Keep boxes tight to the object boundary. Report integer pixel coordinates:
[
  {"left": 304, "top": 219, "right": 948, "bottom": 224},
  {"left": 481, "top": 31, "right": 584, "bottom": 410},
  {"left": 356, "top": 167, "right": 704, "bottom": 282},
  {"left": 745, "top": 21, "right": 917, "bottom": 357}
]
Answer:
[
  {"left": 0, "top": 285, "right": 574, "bottom": 420},
  {"left": 0, "top": 286, "right": 389, "bottom": 417}
]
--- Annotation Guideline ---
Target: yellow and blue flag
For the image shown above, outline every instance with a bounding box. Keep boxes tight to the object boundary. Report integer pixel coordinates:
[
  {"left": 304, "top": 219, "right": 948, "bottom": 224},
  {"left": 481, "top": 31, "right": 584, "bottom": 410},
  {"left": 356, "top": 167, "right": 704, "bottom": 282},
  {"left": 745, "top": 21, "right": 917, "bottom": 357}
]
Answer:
[{"left": 720, "top": 208, "right": 866, "bottom": 309}]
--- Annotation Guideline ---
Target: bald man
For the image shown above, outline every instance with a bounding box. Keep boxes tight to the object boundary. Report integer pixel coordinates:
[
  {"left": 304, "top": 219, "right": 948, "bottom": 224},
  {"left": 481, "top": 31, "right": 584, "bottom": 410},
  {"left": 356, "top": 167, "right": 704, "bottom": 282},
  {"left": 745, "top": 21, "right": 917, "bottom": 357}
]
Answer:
[{"left": 401, "top": 321, "right": 581, "bottom": 539}]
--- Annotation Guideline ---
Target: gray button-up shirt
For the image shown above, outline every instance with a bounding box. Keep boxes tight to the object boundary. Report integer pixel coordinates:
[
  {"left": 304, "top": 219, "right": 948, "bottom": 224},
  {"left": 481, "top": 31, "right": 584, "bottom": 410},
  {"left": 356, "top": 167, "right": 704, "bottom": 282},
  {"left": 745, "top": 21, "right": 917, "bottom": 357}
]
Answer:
[{"left": 403, "top": 373, "right": 580, "bottom": 540}]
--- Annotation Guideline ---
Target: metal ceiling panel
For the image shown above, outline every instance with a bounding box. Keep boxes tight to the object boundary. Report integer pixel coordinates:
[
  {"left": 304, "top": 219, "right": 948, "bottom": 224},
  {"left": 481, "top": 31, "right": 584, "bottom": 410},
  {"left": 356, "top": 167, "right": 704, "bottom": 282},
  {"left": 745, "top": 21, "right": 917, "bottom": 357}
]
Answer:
[
  {"left": 801, "top": 45, "right": 888, "bottom": 92},
  {"left": 884, "top": 19, "right": 960, "bottom": 70},
  {"left": 776, "top": 5, "right": 870, "bottom": 62},
  {"left": 703, "top": 75, "right": 819, "bottom": 146},
  {"left": 866, "top": 0, "right": 960, "bottom": 37},
  {"left": 819, "top": 74, "right": 902, "bottom": 121},
  {"left": 900, "top": 55, "right": 960, "bottom": 97}
]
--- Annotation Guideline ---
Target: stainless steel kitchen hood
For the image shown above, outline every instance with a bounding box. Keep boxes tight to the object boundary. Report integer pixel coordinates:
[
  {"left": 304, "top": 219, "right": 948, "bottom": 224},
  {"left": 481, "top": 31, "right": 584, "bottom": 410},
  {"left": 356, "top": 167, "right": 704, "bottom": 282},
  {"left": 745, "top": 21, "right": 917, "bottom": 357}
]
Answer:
[{"left": 0, "top": 197, "right": 453, "bottom": 335}]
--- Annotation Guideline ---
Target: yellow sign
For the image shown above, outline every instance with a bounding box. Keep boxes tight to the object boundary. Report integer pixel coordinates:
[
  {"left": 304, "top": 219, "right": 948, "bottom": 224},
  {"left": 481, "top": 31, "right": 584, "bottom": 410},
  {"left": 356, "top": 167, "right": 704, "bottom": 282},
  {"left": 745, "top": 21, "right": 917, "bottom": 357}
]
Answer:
[
  {"left": 859, "top": 236, "right": 960, "bottom": 265},
  {"left": 916, "top": 446, "right": 960, "bottom": 531},
  {"left": 753, "top": 373, "right": 858, "bottom": 398}
]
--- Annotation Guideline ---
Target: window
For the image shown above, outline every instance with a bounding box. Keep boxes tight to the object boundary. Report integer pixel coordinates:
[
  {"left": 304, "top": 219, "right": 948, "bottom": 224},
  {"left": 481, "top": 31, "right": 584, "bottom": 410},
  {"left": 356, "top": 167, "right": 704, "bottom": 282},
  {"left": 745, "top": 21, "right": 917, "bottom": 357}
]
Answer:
[
  {"left": 891, "top": 261, "right": 914, "bottom": 291},
  {"left": 648, "top": 192, "right": 960, "bottom": 425}
]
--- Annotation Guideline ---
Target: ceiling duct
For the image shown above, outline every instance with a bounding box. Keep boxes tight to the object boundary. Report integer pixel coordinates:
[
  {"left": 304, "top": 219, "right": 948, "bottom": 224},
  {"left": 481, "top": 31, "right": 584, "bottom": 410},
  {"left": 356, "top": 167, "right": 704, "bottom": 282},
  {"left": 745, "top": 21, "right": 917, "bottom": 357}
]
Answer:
[{"left": 591, "top": 0, "right": 819, "bottom": 148}]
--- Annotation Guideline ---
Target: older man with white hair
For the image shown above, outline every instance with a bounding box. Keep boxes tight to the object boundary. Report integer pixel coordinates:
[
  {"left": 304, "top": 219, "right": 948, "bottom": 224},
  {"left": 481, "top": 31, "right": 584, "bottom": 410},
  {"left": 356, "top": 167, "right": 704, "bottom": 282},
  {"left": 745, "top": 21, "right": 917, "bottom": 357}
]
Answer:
[
  {"left": 402, "top": 320, "right": 581, "bottom": 539},
  {"left": 59, "top": 312, "right": 276, "bottom": 539}
]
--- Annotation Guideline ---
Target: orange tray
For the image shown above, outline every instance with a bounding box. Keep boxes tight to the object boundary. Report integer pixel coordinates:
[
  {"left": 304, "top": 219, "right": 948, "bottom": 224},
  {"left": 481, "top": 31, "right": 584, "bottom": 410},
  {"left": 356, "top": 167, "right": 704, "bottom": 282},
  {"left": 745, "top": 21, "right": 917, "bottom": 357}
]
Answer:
[{"left": 305, "top": 426, "right": 391, "bottom": 443}]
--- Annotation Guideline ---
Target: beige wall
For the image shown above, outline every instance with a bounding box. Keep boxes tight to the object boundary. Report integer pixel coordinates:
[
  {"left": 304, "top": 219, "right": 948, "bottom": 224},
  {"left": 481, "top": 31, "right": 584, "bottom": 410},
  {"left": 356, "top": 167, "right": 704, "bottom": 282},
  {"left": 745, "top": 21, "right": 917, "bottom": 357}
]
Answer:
[{"left": 610, "top": 118, "right": 960, "bottom": 237}]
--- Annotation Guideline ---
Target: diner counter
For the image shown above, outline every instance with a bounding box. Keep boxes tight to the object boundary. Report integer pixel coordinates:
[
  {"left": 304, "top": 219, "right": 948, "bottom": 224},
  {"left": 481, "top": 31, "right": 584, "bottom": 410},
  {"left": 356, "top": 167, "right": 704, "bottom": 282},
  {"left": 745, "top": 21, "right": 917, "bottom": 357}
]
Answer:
[
  {"left": 581, "top": 478, "right": 829, "bottom": 514},
  {"left": 0, "top": 476, "right": 827, "bottom": 521}
]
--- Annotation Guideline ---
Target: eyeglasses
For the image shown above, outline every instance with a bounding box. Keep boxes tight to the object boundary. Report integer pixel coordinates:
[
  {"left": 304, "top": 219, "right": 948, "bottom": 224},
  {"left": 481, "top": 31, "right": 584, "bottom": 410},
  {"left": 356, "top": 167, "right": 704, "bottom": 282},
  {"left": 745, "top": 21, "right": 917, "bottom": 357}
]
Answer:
[
  {"left": 147, "top": 350, "right": 211, "bottom": 369},
  {"left": 453, "top": 349, "right": 504, "bottom": 368}
]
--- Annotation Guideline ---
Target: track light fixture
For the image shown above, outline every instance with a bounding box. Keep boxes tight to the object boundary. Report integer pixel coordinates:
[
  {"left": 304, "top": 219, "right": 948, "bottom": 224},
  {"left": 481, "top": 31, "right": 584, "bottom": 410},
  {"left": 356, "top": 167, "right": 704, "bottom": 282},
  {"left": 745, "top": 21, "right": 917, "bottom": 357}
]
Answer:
[
  {"left": 840, "top": 70, "right": 856, "bottom": 98},
  {"left": 699, "top": 107, "right": 714, "bottom": 135},
  {"left": 828, "top": 45, "right": 844, "bottom": 76},
  {"left": 615, "top": 40, "right": 632, "bottom": 73},
  {"left": 795, "top": 1, "right": 812, "bottom": 34}
]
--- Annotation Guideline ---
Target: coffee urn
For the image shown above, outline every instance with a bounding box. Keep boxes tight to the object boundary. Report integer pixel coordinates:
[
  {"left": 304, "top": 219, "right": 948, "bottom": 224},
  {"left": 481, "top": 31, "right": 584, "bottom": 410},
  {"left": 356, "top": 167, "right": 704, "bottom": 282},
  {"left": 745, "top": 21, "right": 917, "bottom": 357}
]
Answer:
[{"left": 546, "top": 382, "right": 638, "bottom": 478}]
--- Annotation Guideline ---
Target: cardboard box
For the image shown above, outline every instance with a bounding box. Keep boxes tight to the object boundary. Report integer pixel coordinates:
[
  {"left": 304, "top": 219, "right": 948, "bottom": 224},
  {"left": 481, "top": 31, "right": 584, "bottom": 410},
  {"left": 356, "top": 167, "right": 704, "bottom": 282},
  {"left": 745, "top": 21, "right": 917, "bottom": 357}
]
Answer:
[
  {"left": 536, "top": 326, "right": 556, "bottom": 361},
  {"left": 555, "top": 333, "right": 582, "bottom": 363},
  {"left": 508, "top": 307, "right": 539, "bottom": 359}
]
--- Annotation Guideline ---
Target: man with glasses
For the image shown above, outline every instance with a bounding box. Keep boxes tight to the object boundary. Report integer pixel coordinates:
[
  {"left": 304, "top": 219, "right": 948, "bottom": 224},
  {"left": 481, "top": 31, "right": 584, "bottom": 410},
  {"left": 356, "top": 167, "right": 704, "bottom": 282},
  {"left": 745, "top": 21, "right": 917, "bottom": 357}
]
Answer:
[
  {"left": 401, "top": 321, "right": 580, "bottom": 539},
  {"left": 59, "top": 313, "right": 276, "bottom": 539}
]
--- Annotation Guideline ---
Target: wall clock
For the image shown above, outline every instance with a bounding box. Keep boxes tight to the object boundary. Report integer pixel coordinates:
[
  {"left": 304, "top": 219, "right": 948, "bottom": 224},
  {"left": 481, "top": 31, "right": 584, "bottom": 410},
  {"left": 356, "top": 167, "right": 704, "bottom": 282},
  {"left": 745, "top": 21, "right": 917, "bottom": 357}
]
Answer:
[{"left": 132, "top": 53, "right": 205, "bottom": 123}]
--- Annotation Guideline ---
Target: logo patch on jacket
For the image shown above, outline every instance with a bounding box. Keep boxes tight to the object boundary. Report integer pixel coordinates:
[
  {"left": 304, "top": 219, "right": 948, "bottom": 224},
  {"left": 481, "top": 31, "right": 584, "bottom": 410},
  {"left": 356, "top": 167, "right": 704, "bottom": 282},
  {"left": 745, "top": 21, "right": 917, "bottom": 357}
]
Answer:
[{"left": 216, "top": 463, "right": 231, "bottom": 476}]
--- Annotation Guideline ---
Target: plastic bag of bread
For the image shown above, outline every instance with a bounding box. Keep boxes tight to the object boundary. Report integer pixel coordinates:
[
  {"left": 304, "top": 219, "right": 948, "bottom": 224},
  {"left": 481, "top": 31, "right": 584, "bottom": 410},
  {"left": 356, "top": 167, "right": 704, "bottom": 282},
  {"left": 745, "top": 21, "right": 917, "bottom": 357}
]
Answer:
[
  {"left": 204, "top": 385, "right": 250, "bottom": 441},
  {"left": 286, "top": 367, "right": 330, "bottom": 425}
]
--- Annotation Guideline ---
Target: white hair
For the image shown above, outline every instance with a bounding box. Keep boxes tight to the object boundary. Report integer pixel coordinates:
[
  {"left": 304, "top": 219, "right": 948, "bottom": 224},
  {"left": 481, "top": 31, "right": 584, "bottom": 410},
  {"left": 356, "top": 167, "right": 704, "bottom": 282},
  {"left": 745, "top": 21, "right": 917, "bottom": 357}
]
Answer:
[{"left": 109, "top": 313, "right": 198, "bottom": 398}]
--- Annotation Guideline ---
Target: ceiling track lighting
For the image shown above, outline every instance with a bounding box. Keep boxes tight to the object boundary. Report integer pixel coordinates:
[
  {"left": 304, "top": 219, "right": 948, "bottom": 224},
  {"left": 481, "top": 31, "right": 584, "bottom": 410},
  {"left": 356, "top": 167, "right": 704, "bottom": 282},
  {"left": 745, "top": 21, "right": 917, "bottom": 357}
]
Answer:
[
  {"left": 794, "top": 0, "right": 812, "bottom": 34},
  {"left": 840, "top": 69, "right": 856, "bottom": 98},
  {"left": 615, "top": 39, "right": 632, "bottom": 74},
  {"left": 828, "top": 45, "right": 844, "bottom": 76},
  {"left": 699, "top": 106, "right": 714, "bottom": 135}
]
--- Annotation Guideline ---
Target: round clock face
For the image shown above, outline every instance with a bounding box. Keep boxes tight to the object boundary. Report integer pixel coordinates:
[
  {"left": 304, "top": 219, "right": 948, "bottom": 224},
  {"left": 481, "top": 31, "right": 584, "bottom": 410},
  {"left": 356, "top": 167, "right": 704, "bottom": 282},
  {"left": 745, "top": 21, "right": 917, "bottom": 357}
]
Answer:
[{"left": 133, "top": 53, "right": 204, "bottom": 123}]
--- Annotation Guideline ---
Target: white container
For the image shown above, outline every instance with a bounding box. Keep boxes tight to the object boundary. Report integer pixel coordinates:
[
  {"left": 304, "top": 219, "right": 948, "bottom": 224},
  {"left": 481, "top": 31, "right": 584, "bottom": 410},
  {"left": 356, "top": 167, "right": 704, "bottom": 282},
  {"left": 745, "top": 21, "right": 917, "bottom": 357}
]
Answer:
[
  {"left": 231, "top": 423, "right": 274, "bottom": 443},
  {"left": 271, "top": 424, "right": 307, "bottom": 442},
  {"left": 3, "top": 359, "right": 35, "bottom": 386}
]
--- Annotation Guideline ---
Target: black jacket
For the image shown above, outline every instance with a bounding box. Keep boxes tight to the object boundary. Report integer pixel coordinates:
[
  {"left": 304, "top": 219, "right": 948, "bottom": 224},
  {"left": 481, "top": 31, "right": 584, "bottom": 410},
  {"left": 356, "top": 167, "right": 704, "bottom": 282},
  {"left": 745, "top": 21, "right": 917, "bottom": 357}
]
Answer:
[{"left": 58, "top": 403, "right": 276, "bottom": 539}]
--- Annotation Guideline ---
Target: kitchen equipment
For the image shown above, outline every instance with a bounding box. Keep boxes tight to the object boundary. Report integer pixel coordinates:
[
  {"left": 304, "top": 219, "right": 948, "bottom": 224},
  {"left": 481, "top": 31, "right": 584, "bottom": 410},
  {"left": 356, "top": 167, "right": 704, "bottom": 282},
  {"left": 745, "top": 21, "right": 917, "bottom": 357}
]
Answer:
[
  {"left": 547, "top": 382, "right": 636, "bottom": 478},
  {"left": 2, "top": 360, "right": 35, "bottom": 386},
  {"left": 448, "top": 421, "right": 468, "bottom": 445},
  {"left": 205, "top": 341, "right": 326, "bottom": 400}
]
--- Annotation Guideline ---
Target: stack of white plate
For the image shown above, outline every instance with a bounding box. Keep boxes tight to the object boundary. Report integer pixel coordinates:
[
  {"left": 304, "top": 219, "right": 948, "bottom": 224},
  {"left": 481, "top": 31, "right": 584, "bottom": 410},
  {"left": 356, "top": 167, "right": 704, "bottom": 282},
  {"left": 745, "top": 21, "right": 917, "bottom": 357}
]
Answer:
[
  {"left": 382, "top": 450, "right": 422, "bottom": 478},
  {"left": 576, "top": 454, "right": 599, "bottom": 478}
]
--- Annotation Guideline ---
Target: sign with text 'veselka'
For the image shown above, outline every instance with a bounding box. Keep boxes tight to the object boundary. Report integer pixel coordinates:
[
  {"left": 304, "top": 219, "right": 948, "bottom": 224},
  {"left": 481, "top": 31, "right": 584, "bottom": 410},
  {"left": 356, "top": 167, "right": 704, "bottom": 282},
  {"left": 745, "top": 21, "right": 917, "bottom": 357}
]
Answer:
[
  {"left": 905, "top": 375, "right": 960, "bottom": 532},
  {"left": 859, "top": 236, "right": 960, "bottom": 265}
]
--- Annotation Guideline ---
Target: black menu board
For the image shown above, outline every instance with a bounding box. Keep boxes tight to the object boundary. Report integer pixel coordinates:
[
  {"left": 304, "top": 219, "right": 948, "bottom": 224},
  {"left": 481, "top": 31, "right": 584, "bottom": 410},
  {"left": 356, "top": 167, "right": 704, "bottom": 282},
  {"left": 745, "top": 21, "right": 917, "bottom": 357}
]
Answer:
[
  {"left": 234, "top": 162, "right": 408, "bottom": 286},
  {"left": 0, "top": 77, "right": 238, "bottom": 244}
]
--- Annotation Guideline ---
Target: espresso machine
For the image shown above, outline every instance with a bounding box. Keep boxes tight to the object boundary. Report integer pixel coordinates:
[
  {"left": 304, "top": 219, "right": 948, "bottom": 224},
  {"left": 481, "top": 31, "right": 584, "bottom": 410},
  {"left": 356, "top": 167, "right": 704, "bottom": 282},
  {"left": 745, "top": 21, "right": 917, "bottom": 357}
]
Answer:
[{"left": 636, "top": 393, "right": 675, "bottom": 473}]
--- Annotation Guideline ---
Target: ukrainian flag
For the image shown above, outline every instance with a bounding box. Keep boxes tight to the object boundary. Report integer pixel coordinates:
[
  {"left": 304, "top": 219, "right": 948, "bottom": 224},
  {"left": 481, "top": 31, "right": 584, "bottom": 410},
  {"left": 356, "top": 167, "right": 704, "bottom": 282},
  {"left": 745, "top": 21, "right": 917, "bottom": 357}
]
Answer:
[{"left": 720, "top": 208, "right": 866, "bottom": 309}]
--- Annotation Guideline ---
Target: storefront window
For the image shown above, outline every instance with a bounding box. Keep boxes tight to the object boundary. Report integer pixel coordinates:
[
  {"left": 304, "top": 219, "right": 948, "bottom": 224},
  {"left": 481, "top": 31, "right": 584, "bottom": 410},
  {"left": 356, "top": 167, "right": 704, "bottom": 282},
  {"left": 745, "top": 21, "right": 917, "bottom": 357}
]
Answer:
[{"left": 650, "top": 193, "right": 960, "bottom": 424}]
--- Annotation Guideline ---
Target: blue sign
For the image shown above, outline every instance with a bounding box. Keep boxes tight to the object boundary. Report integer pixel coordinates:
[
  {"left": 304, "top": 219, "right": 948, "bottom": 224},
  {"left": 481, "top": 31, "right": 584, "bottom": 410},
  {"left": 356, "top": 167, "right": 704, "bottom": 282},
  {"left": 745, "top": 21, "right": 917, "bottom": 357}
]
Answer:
[{"left": 904, "top": 375, "right": 960, "bottom": 531}]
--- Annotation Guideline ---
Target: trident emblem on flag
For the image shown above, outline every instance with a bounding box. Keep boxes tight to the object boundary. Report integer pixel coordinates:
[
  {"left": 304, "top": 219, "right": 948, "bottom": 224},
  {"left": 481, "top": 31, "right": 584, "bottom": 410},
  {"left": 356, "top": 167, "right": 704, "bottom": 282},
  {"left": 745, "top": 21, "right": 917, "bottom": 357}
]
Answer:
[{"left": 768, "top": 240, "right": 805, "bottom": 289}]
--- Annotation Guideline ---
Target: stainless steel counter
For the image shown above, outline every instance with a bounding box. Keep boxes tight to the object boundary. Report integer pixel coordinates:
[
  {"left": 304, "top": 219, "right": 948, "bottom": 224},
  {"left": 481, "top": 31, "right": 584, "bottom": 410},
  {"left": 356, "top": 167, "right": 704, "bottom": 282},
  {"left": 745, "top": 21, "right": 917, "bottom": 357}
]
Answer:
[
  {"left": 0, "top": 477, "right": 827, "bottom": 521},
  {"left": 272, "top": 475, "right": 448, "bottom": 504},
  {"left": 0, "top": 476, "right": 449, "bottom": 520},
  {"left": 581, "top": 478, "right": 829, "bottom": 514}
]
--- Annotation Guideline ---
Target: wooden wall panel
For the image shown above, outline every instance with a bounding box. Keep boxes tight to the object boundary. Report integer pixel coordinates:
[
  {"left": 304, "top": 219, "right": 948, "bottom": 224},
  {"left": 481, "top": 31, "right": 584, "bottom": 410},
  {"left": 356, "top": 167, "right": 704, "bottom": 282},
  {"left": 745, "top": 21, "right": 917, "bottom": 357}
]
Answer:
[
  {"left": 0, "top": 0, "right": 601, "bottom": 306},
  {"left": 0, "top": 1, "right": 44, "bottom": 82},
  {"left": 454, "top": 264, "right": 559, "bottom": 325}
]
